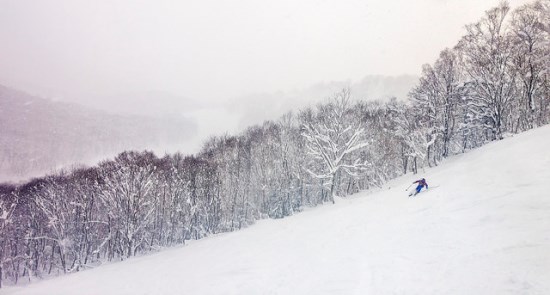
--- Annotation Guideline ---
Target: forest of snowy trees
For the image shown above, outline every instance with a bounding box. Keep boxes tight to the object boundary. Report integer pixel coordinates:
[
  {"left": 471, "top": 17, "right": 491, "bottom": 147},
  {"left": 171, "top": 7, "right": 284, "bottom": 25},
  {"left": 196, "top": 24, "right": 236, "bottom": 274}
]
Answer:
[{"left": 0, "top": 0, "right": 549, "bottom": 287}]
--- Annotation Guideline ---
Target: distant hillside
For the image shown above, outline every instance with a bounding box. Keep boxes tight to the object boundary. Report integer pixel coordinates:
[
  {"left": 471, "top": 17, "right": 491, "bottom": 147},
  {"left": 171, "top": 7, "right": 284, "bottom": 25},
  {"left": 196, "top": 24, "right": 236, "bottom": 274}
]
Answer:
[
  {"left": 0, "top": 85, "right": 197, "bottom": 182},
  {"left": 75, "top": 90, "right": 206, "bottom": 118}
]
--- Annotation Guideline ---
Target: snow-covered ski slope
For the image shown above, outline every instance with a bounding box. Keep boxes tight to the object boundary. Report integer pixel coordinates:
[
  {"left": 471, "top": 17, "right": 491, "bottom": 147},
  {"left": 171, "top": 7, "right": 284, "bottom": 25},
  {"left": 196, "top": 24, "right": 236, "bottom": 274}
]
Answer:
[{"left": 5, "top": 126, "right": 550, "bottom": 295}]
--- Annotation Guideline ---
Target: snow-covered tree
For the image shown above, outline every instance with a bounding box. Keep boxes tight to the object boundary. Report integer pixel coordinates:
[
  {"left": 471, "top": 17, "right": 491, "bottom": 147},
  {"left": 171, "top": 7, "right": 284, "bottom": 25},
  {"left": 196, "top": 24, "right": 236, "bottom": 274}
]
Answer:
[
  {"left": 510, "top": 1, "right": 549, "bottom": 129},
  {"left": 301, "top": 89, "right": 370, "bottom": 203},
  {"left": 99, "top": 151, "right": 158, "bottom": 258},
  {"left": 457, "top": 2, "right": 518, "bottom": 140},
  {"left": 0, "top": 184, "right": 18, "bottom": 288},
  {"left": 410, "top": 49, "right": 466, "bottom": 163}
]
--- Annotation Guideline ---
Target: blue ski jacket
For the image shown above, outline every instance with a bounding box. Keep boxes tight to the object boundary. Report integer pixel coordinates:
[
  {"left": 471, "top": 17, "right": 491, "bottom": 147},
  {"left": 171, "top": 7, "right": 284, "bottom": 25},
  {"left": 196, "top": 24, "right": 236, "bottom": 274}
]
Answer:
[{"left": 414, "top": 179, "right": 428, "bottom": 189}]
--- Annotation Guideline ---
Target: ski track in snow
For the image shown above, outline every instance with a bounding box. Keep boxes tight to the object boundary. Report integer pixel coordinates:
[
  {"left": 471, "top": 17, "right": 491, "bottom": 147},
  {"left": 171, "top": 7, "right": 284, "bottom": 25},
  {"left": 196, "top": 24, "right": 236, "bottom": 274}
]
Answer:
[{"left": 4, "top": 126, "right": 550, "bottom": 295}]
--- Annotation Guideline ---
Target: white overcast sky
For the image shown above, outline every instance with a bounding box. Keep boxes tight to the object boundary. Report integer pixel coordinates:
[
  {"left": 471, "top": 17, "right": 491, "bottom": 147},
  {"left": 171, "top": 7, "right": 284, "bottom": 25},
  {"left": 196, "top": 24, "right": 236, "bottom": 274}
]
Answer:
[{"left": 0, "top": 0, "right": 531, "bottom": 105}]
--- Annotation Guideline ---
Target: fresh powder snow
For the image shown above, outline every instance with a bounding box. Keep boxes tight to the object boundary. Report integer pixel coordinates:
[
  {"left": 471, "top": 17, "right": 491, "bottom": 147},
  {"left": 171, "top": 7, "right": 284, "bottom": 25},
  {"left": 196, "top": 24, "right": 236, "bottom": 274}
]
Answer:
[{"left": 4, "top": 125, "right": 550, "bottom": 295}]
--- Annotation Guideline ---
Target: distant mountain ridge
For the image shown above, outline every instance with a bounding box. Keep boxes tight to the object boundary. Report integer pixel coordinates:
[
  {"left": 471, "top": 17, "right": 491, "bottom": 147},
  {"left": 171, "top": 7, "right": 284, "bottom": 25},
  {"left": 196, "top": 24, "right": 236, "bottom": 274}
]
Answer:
[{"left": 0, "top": 84, "right": 197, "bottom": 182}]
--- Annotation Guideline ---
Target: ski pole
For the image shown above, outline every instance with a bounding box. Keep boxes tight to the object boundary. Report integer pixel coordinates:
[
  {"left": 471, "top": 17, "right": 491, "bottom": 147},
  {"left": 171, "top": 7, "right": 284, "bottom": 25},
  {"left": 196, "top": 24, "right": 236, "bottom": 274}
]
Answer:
[{"left": 405, "top": 183, "right": 413, "bottom": 191}]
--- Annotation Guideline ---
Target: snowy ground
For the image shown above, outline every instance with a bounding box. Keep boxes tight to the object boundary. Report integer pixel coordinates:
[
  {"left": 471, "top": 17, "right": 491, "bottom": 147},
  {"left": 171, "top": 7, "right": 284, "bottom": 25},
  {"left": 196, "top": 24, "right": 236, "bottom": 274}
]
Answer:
[{"left": 4, "top": 125, "right": 550, "bottom": 295}]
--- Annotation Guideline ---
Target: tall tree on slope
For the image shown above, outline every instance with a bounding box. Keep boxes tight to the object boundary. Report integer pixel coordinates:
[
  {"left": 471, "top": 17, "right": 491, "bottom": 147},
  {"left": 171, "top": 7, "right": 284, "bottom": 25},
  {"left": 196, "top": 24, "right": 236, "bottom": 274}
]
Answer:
[
  {"left": 301, "top": 89, "right": 370, "bottom": 204},
  {"left": 410, "top": 48, "right": 465, "bottom": 162},
  {"left": 510, "top": 0, "right": 549, "bottom": 129},
  {"left": 457, "top": 2, "right": 517, "bottom": 140}
]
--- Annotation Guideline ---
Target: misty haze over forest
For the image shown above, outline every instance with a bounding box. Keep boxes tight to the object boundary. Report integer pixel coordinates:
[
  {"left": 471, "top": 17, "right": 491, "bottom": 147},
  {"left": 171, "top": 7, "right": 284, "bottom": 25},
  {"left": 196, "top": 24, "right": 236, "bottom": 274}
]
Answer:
[
  {"left": 0, "top": 75, "right": 417, "bottom": 181},
  {"left": 0, "top": 0, "right": 531, "bottom": 181}
]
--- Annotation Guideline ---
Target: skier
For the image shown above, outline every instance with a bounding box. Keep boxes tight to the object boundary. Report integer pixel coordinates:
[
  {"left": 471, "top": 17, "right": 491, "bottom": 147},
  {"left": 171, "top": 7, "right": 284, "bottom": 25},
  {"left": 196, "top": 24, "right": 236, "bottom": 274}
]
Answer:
[{"left": 410, "top": 178, "right": 428, "bottom": 196}]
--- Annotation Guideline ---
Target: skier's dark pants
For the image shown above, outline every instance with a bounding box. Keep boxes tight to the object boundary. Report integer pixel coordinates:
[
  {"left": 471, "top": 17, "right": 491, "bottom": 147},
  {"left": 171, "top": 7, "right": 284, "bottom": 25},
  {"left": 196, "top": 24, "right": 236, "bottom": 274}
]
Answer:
[{"left": 415, "top": 185, "right": 423, "bottom": 195}]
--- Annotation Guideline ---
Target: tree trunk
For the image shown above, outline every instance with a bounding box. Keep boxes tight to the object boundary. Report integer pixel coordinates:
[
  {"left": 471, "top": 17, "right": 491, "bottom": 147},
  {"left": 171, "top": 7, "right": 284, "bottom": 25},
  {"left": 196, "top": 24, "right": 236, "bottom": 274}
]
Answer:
[{"left": 329, "top": 174, "right": 336, "bottom": 204}]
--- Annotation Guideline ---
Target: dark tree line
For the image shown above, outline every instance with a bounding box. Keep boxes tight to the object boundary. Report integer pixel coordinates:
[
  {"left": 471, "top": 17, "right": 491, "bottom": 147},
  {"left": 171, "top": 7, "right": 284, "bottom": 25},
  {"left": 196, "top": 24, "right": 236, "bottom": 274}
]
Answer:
[
  {"left": 1, "top": 0, "right": 549, "bottom": 288},
  {"left": 0, "top": 92, "right": 424, "bottom": 287}
]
